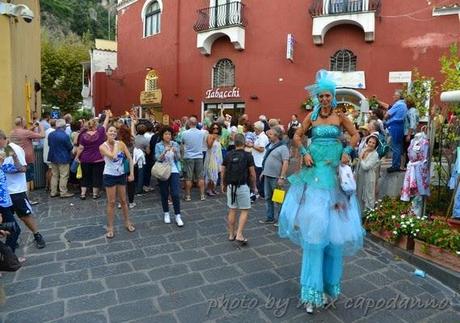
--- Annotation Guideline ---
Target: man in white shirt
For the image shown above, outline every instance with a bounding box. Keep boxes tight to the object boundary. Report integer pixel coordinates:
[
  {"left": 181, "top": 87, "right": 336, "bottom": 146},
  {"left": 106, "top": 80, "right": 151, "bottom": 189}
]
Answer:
[
  {"left": 43, "top": 119, "right": 56, "bottom": 192},
  {"left": 252, "top": 121, "right": 269, "bottom": 198},
  {"left": 0, "top": 130, "right": 46, "bottom": 249}
]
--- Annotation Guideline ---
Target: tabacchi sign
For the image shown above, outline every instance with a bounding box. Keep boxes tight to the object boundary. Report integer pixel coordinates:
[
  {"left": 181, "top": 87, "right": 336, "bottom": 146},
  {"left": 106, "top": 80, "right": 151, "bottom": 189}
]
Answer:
[{"left": 205, "top": 87, "right": 241, "bottom": 99}]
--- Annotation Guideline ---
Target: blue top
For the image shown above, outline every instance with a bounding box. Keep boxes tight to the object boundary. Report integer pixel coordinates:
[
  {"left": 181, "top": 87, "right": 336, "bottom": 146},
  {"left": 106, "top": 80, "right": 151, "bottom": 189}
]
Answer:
[
  {"left": 404, "top": 107, "right": 420, "bottom": 135},
  {"left": 155, "top": 141, "right": 181, "bottom": 172},
  {"left": 47, "top": 129, "right": 73, "bottom": 164},
  {"left": 387, "top": 99, "right": 407, "bottom": 128},
  {"left": 290, "top": 124, "right": 343, "bottom": 189},
  {"left": 0, "top": 168, "right": 12, "bottom": 208},
  {"left": 182, "top": 128, "right": 204, "bottom": 159}
]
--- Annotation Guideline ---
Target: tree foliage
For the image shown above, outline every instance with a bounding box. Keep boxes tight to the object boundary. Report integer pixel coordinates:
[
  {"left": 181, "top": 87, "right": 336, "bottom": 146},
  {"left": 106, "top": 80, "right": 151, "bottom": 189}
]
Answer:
[
  {"left": 41, "top": 32, "right": 91, "bottom": 113},
  {"left": 41, "top": 0, "right": 116, "bottom": 40},
  {"left": 440, "top": 43, "right": 460, "bottom": 114},
  {"left": 402, "top": 69, "right": 436, "bottom": 117}
]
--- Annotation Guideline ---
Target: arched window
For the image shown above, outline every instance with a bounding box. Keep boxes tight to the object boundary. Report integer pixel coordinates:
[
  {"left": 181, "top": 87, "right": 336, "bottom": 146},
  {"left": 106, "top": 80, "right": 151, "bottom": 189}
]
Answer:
[
  {"left": 145, "top": 70, "right": 159, "bottom": 92},
  {"left": 144, "top": 1, "right": 161, "bottom": 37},
  {"left": 213, "top": 59, "right": 235, "bottom": 87},
  {"left": 330, "top": 49, "right": 357, "bottom": 72}
]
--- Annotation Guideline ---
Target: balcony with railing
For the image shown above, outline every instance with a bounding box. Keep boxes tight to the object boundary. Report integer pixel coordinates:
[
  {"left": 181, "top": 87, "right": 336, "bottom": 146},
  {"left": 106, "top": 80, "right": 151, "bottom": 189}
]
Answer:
[
  {"left": 309, "top": 0, "right": 381, "bottom": 45},
  {"left": 194, "top": 2, "right": 246, "bottom": 55}
]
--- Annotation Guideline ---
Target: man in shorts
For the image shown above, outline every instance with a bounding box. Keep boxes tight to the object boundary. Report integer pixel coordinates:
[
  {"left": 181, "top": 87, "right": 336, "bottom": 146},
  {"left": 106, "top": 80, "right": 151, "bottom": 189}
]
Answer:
[
  {"left": 0, "top": 130, "right": 46, "bottom": 249},
  {"left": 221, "top": 133, "right": 256, "bottom": 245},
  {"left": 181, "top": 117, "right": 205, "bottom": 201}
]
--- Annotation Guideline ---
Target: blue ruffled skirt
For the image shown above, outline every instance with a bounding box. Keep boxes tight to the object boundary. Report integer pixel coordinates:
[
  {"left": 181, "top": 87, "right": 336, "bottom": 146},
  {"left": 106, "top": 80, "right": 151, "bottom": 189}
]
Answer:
[{"left": 278, "top": 176, "right": 364, "bottom": 306}]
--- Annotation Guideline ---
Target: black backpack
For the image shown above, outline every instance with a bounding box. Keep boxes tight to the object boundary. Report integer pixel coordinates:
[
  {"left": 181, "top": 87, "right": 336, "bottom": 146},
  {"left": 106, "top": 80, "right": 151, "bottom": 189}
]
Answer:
[{"left": 225, "top": 150, "right": 249, "bottom": 187}]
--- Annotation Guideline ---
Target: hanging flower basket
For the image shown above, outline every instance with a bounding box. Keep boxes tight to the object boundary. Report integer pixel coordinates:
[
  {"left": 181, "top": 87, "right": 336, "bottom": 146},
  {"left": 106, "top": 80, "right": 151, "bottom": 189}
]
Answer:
[{"left": 414, "top": 239, "right": 460, "bottom": 272}]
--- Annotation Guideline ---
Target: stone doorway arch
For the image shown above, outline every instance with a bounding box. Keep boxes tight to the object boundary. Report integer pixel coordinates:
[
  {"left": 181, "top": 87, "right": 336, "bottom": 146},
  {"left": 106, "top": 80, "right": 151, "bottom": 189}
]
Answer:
[{"left": 336, "top": 88, "right": 368, "bottom": 112}]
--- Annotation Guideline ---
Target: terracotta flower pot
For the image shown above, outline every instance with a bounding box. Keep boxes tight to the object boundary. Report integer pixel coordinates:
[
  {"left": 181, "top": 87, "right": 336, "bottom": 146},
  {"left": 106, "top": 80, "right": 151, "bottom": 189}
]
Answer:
[
  {"left": 371, "top": 230, "right": 414, "bottom": 250},
  {"left": 447, "top": 218, "right": 460, "bottom": 231},
  {"left": 414, "top": 239, "right": 460, "bottom": 272}
]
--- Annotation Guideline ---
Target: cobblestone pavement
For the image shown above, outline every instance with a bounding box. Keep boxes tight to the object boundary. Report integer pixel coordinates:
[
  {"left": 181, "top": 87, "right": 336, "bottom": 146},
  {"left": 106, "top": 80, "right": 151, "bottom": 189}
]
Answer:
[{"left": 0, "top": 189, "right": 459, "bottom": 323}]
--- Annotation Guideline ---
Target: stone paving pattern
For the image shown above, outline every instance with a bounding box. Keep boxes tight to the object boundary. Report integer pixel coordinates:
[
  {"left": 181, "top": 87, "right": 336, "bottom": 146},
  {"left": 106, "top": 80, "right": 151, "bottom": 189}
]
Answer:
[{"left": 0, "top": 189, "right": 459, "bottom": 323}]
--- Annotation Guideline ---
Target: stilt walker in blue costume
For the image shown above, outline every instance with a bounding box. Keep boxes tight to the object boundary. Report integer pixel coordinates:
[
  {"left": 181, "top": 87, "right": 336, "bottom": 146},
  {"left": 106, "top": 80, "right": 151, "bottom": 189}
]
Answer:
[{"left": 278, "top": 70, "right": 365, "bottom": 314}]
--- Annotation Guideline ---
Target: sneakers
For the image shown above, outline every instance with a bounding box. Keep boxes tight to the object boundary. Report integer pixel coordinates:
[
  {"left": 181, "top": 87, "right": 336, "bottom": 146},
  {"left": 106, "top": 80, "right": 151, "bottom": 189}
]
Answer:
[
  {"left": 175, "top": 214, "right": 184, "bottom": 227},
  {"left": 60, "top": 192, "right": 74, "bottom": 198},
  {"left": 200, "top": 195, "right": 206, "bottom": 201},
  {"left": 129, "top": 202, "right": 137, "bottom": 209},
  {"left": 258, "top": 219, "right": 275, "bottom": 224},
  {"left": 117, "top": 203, "right": 122, "bottom": 209},
  {"left": 164, "top": 212, "right": 171, "bottom": 224},
  {"left": 184, "top": 195, "right": 191, "bottom": 202},
  {"left": 306, "top": 303, "right": 314, "bottom": 314},
  {"left": 34, "top": 233, "right": 46, "bottom": 249}
]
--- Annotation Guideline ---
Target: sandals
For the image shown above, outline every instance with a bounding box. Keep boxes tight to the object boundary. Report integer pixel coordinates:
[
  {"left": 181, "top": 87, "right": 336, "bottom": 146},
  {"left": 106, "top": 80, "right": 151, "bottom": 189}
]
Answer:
[
  {"left": 92, "top": 194, "right": 101, "bottom": 200},
  {"left": 106, "top": 228, "right": 114, "bottom": 239},
  {"left": 184, "top": 195, "right": 191, "bottom": 202},
  {"left": 125, "top": 223, "right": 136, "bottom": 232},
  {"left": 235, "top": 238, "right": 248, "bottom": 245},
  {"left": 228, "top": 234, "right": 236, "bottom": 241},
  {"left": 80, "top": 195, "right": 86, "bottom": 200}
]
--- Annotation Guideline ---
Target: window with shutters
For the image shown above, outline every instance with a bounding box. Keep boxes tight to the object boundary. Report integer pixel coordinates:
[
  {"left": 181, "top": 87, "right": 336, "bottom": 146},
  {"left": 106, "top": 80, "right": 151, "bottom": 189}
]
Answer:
[
  {"left": 330, "top": 49, "right": 357, "bottom": 72},
  {"left": 212, "top": 59, "right": 235, "bottom": 87}
]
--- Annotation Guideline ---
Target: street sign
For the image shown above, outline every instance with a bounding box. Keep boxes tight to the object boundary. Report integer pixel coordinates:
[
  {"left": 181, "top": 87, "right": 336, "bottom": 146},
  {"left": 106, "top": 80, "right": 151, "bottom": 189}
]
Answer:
[
  {"left": 140, "top": 89, "right": 162, "bottom": 105},
  {"left": 286, "top": 34, "right": 295, "bottom": 62},
  {"left": 389, "top": 71, "right": 412, "bottom": 83}
]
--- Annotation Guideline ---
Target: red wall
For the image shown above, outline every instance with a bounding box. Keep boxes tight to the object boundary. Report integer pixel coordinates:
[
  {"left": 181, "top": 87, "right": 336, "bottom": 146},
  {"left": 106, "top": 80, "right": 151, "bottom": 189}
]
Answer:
[{"left": 97, "top": 0, "right": 460, "bottom": 122}]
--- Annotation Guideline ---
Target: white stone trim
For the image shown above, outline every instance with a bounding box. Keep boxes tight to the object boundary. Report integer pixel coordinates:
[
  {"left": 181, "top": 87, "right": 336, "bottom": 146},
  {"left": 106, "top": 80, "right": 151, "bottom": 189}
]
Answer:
[
  {"left": 116, "top": 0, "right": 138, "bottom": 11},
  {"left": 196, "top": 27, "right": 245, "bottom": 55},
  {"left": 141, "top": 0, "right": 163, "bottom": 21}
]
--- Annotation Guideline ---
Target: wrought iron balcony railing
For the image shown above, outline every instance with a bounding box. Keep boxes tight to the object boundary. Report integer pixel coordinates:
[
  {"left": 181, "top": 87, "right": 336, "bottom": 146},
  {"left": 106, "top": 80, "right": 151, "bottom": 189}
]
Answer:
[
  {"left": 309, "top": 0, "right": 381, "bottom": 17},
  {"left": 194, "top": 2, "right": 246, "bottom": 32}
]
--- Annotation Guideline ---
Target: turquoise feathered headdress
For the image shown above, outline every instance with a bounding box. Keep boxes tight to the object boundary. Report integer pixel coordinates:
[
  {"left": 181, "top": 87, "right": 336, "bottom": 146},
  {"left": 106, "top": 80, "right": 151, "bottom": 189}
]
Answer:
[{"left": 305, "top": 70, "right": 337, "bottom": 121}]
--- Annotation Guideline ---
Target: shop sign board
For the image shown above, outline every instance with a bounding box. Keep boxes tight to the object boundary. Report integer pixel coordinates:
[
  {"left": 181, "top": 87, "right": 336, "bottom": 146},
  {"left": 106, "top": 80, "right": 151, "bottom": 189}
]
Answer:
[
  {"left": 205, "top": 87, "right": 241, "bottom": 99},
  {"left": 327, "top": 71, "right": 366, "bottom": 89},
  {"left": 140, "top": 89, "right": 162, "bottom": 105}
]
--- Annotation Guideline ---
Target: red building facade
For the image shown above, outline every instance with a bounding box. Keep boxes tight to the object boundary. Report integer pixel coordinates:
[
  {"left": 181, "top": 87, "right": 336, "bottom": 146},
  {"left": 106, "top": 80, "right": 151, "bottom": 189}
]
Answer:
[{"left": 96, "top": 0, "right": 460, "bottom": 122}]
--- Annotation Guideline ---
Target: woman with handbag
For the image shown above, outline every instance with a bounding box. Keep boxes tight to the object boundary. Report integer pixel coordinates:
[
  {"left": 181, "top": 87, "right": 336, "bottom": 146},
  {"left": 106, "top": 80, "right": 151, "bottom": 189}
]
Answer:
[
  {"left": 278, "top": 70, "right": 364, "bottom": 315},
  {"left": 99, "top": 126, "right": 135, "bottom": 238},
  {"left": 154, "top": 127, "right": 183, "bottom": 227}
]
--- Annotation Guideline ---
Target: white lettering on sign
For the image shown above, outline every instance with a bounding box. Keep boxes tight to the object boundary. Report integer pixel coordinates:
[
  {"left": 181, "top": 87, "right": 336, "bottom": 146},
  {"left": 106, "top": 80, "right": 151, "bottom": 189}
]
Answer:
[{"left": 205, "top": 87, "right": 241, "bottom": 99}]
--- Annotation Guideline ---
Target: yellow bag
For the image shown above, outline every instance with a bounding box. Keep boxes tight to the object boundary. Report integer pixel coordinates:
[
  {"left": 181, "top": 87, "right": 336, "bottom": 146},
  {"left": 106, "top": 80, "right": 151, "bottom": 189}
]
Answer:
[
  {"left": 76, "top": 164, "right": 82, "bottom": 179},
  {"left": 272, "top": 188, "right": 286, "bottom": 204}
]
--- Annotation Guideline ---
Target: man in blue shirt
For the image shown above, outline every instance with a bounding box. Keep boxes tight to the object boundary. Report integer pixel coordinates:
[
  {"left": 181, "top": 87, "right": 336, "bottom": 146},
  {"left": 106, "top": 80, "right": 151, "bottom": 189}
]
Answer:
[
  {"left": 48, "top": 119, "right": 74, "bottom": 198},
  {"left": 383, "top": 90, "right": 408, "bottom": 172}
]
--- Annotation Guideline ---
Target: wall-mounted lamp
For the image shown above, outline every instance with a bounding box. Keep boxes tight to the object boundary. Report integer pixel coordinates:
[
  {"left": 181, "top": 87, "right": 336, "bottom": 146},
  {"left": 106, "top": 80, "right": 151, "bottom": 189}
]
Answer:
[
  {"left": 105, "top": 65, "right": 124, "bottom": 85},
  {"left": 0, "top": 3, "right": 34, "bottom": 23},
  {"left": 187, "top": 97, "right": 194, "bottom": 102},
  {"left": 250, "top": 95, "right": 258, "bottom": 100}
]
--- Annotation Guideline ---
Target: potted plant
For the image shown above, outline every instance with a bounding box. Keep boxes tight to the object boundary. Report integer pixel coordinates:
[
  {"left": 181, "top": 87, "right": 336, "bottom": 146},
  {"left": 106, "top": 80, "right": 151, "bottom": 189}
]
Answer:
[
  {"left": 300, "top": 96, "right": 314, "bottom": 111},
  {"left": 364, "top": 197, "right": 420, "bottom": 250},
  {"left": 414, "top": 218, "right": 460, "bottom": 272}
]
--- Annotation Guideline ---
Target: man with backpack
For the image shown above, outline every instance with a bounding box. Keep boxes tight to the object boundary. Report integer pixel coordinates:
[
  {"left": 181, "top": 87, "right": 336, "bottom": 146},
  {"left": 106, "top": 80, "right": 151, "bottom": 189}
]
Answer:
[
  {"left": 221, "top": 133, "right": 256, "bottom": 245},
  {"left": 259, "top": 126, "right": 290, "bottom": 225}
]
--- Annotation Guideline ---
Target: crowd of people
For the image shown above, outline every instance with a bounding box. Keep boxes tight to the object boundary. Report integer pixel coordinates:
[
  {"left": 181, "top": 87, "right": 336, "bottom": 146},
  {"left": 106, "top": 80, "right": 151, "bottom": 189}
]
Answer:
[{"left": 0, "top": 71, "right": 422, "bottom": 314}]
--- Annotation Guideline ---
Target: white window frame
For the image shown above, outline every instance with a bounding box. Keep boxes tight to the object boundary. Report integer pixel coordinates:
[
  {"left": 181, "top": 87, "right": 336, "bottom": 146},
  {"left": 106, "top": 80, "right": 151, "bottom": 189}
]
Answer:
[{"left": 141, "top": 0, "right": 163, "bottom": 38}]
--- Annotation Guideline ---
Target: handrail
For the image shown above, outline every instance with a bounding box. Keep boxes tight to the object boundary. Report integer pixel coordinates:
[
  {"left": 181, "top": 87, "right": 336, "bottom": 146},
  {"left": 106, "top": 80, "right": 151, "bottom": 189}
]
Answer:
[{"left": 194, "top": 2, "right": 246, "bottom": 32}]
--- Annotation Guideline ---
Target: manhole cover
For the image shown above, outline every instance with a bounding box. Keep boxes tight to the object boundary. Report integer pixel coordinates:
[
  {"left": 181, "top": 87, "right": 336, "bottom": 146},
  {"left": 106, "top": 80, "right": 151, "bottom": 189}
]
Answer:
[{"left": 64, "top": 225, "right": 105, "bottom": 241}]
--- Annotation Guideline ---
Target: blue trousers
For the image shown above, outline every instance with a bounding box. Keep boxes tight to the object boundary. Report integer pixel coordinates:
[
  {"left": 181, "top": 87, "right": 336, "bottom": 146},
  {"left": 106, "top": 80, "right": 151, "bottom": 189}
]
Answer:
[
  {"left": 389, "top": 126, "right": 404, "bottom": 169},
  {"left": 300, "top": 244, "right": 343, "bottom": 306},
  {"left": 264, "top": 176, "right": 279, "bottom": 221},
  {"left": 158, "top": 173, "right": 181, "bottom": 215}
]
